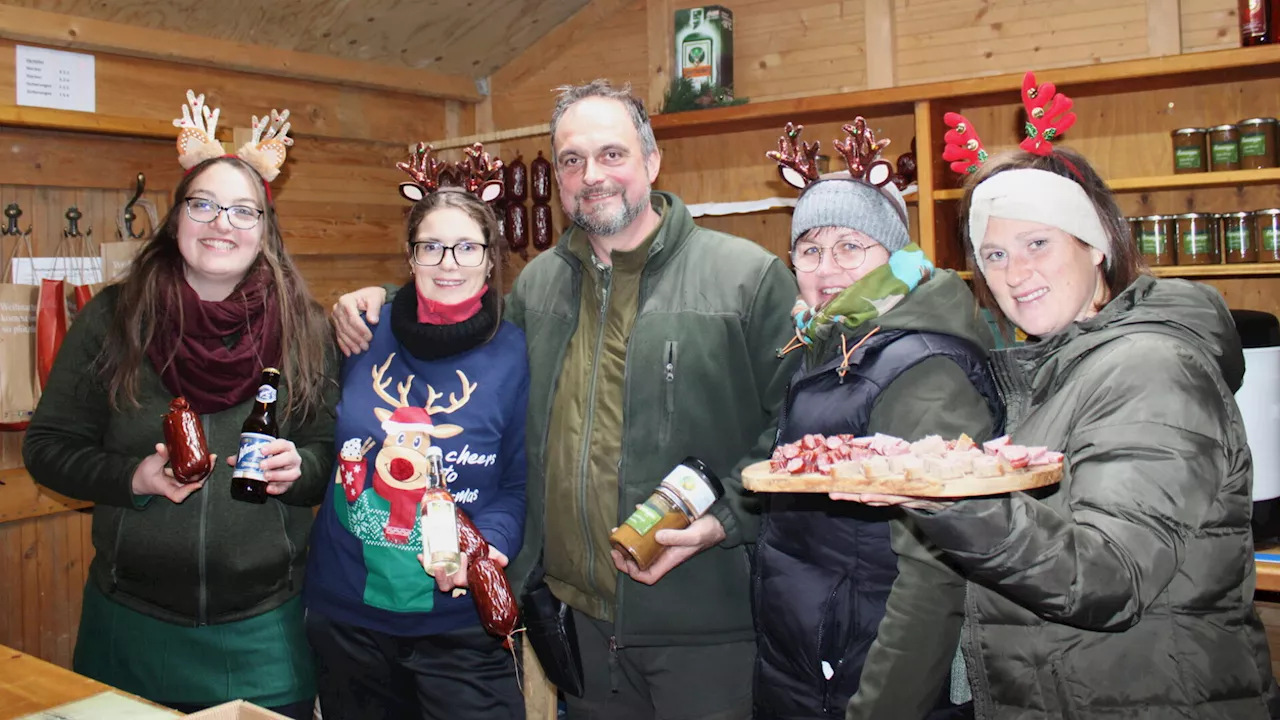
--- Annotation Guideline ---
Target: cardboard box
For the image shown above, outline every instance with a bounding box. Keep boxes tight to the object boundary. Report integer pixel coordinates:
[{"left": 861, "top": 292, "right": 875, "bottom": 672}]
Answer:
[
  {"left": 674, "top": 5, "right": 734, "bottom": 98},
  {"left": 182, "top": 700, "right": 294, "bottom": 719}
]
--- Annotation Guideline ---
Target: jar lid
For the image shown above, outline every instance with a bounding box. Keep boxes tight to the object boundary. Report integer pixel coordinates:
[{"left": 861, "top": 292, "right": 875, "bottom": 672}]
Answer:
[
  {"left": 1209, "top": 124, "right": 1238, "bottom": 132},
  {"left": 1222, "top": 211, "right": 1252, "bottom": 219},
  {"left": 1239, "top": 118, "right": 1278, "bottom": 127},
  {"left": 1175, "top": 212, "right": 1209, "bottom": 219},
  {"left": 1254, "top": 208, "right": 1280, "bottom": 216},
  {"left": 1138, "top": 215, "right": 1168, "bottom": 221},
  {"left": 1172, "top": 127, "right": 1206, "bottom": 135},
  {"left": 681, "top": 456, "right": 724, "bottom": 498}
]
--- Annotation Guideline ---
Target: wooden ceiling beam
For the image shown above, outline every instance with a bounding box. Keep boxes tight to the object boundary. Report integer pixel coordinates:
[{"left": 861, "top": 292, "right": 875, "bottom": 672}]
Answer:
[{"left": 0, "top": 5, "right": 484, "bottom": 103}]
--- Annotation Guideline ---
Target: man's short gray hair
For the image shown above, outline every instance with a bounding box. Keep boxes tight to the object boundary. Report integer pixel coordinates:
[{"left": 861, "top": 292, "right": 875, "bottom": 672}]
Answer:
[{"left": 549, "top": 79, "right": 659, "bottom": 158}]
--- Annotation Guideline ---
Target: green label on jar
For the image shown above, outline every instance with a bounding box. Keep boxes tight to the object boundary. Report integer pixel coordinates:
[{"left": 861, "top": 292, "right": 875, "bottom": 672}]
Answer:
[
  {"left": 1212, "top": 141, "right": 1239, "bottom": 165},
  {"left": 623, "top": 500, "right": 664, "bottom": 535},
  {"left": 1174, "top": 147, "right": 1203, "bottom": 170},
  {"left": 1181, "top": 230, "right": 1211, "bottom": 255},
  {"left": 1242, "top": 132, "right": 1268, "bottom": 158},
  {"left": 1226, "top": 228, "right": 1248, "bottom": 253},
  {"left": 1264, "top": 227, "right": 1280, "bottom": 252},
  {"left": 1140, "top": 231, "right": 1164, "bottom": 255}
]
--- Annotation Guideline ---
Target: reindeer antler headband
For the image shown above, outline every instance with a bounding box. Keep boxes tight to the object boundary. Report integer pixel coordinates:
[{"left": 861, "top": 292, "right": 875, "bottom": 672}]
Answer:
[
  {"left": 767, "top": 119, "right": 895, "bottom": 191},
  {"left": 396, "top": 142, "right": 505, "bottom": 205},
  {"left": 173, "top": 90, "right": 293, "bottom": 189},
  {"left": 948, "top": 72, "right": 1110, "bottom": 272}
]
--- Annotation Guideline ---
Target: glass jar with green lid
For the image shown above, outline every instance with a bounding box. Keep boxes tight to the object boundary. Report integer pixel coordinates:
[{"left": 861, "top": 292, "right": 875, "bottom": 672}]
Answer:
[
  {"left": 1255, "top": 209, "right": 1280, "bottom": 263},
  {"left": 1171, "top": 128, "right": 1208, "bottom": 174},
  {"left": 1222, "top": 211, "right": 1257, "bottom": 263},
  {"left": 1239, "top": 118, "right": 1278, "bottom": 170},
  {"left": 1137, "top": 215, "right": 1176, "bottom": 266},
  {"left": 1176, "top": 212, "right": 1215, "bottom": 265},
  {"left": 1209, "top": 124, "right": 1241, "bottom": 172}
]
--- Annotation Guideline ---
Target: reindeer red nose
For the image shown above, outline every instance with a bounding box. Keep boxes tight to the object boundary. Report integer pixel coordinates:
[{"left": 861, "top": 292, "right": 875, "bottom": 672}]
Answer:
[{"left": 390, "top": 457, "right": 416, "bottom": 481}]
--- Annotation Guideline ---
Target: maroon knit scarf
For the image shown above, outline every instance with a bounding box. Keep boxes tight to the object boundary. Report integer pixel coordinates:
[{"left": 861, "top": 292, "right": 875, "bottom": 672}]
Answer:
[{"left": 147, "top": 268, "right": 283, "bottom": 414}]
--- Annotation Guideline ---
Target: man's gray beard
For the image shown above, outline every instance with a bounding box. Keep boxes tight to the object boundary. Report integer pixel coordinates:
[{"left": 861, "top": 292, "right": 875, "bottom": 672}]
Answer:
[{"left": 571, "top": 190, "right": 647, "bottom": 237}]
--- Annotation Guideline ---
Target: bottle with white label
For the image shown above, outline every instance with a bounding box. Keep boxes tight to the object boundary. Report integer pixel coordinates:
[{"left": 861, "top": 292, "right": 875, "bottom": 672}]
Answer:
[
  {"left": 420, "top": 446, "right": 461, "bottom": 577},
  {"left": 230, "top": 367, "right": 279, "bottom": 504}
]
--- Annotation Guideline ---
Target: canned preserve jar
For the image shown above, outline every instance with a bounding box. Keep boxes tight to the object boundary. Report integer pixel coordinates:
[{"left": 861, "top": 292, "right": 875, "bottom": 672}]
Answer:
[
  {"left": 1239, "top": 118, "right": 1278, "bottom": 170},
  {"left": 1137, "top": 215, "right": 1176, "bottom": 266},
  {"left": 1222, "top": 211, "right": 1258, "bottom": 263},
  {"left": 1171, "top": 128, "right": 1208, "bottom": 174},
  {"left": 1255, "top": 209, "right": 1280, "bottom": 263},
  {"left": 1209, "top": 124, "right": 1241, "bottom": 172},
  {"left": 609, "top": 458, "right": 724, "bottom": 570},
  {"left": 1176, "top": 213, "right": 1216, "bottom": 265}
]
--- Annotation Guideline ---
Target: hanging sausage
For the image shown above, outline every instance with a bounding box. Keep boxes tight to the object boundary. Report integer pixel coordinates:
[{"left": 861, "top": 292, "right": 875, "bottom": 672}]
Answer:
[{"left": 530, "top": 151, "right": 554, "bottom": 251}]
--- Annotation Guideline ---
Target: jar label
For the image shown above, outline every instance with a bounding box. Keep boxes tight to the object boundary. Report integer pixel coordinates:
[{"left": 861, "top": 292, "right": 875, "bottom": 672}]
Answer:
[
  {"left": 1174, "top": 147, "right": 1202, "bottom": 170},
  {"left": 1181, "top": 230, "right": 1211, "bottom": 255},
  {"left": 1139, "top": 231, "right": 1165, "bottom": 255},
  {"left": 662, "top": 464, "right": 718, "bottom": 516},
  {"left": 1225, "top": 228, "right": 1249, "bottom": 253},
  {"left": 1241, "top": 133, "right": 1268, "bottom": 158},
  {"left": 623, "top": 500, "right": 666, "bottom": 535},
  {"left": 1211, "top": 141, "right": 1239, "bottom": 165},
  {"left": 232, "top": 431, "right": 273, "bottom": 481},
  {"left": 1264, "top": 227, "right": 1280, "bottom": 252},
  {"left": 421, "top": 500, "right": 460, "bottom": 560}
]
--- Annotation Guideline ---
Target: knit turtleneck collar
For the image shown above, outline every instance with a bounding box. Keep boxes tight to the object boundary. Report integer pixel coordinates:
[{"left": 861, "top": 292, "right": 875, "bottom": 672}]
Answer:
[{"left": 390, "top": 281, "right": 499, "bottom": 361}]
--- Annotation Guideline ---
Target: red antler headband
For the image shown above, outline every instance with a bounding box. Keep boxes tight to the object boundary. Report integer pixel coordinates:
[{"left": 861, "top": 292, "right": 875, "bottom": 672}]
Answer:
[
  {"left": 396, "top": 142, "right": 505, "bottom": 205},
  {"left": 767, "top": 118, "right": 895, "bottom": 190},
  {"left": 942, "top": 70, "right": 1078, "bottom": 175}
]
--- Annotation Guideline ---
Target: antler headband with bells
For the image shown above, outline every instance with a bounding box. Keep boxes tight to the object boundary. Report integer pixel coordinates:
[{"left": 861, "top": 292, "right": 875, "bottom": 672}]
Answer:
[
  {"left": 173, "top": 90, "right": 293, "bottom": 198},
  {"left": 396, "top": 142, "right": 505, "bottom": 205},
  {"left": 943, "top": 71, "right": 1109, "bottom": 272}
]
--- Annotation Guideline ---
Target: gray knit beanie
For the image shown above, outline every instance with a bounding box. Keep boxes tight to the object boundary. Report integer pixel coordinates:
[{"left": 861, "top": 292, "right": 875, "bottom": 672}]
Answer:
[{"left": 790, "top": 176, "right": 910, "bottom": 252}]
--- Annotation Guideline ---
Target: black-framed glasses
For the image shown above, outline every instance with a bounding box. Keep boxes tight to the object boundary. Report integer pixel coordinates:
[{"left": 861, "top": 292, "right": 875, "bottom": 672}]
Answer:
[
  {"left": 184, "top": 197, "right": 264, "bottom": 231},
  {"left": 411, "top": 240, "right": 490, "bottom": 267},
  {"left": 791, "top": 240, "right": 868, "bottom": 273}
]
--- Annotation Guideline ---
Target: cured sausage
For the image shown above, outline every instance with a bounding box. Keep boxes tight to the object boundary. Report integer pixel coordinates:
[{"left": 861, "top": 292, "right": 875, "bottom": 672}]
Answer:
[
  {"left": 456, "top": 507, "right": 519, "bottom": 647},
  {"left": 530, "top": 151, "right": 552, "bottom": 204},
  {"left": 532, "top": 203, "right": 553, "bottom": 251},
  {"left": 504, "top": 154, "right": 528, "bottom": 202},
  {"left": 162, "top": 397, "right": 213, "bottom": 484},
  {"left": 504, "top": 203, "right": 529, "bottom": 252}
]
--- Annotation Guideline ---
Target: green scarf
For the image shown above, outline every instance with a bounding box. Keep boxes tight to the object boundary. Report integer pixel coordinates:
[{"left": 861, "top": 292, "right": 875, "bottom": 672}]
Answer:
[{"left": 786, "top": 243, "right": 934, "bottom": 350}]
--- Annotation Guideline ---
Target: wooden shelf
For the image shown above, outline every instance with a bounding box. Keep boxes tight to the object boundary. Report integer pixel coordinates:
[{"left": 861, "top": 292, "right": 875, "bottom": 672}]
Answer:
[
  {"left": 0, "top": 105, "right": 229, "bottom": 141},
  {"left": 933, "top": 167, "right": 1280, "bottom": 201},
  {"left": 957, "top": 263, "right": 1280, "bottom": 281},
  {"left": 650, "top": 45, "right": 1280, "bottom": 140}
]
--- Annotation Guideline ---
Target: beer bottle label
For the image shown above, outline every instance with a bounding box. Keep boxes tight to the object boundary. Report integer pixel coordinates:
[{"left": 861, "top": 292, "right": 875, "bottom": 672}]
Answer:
[
  {"left": 256, "top": 385, "right": 278, "bottom": 404},
  {"left": 232, "top": 432, "right": 274, "bottom": 481}
]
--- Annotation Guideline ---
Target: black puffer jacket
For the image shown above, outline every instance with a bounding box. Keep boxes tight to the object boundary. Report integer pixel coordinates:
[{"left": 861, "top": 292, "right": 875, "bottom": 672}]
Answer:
[{"left": 754, "top": 271, "right": 1002, "bottom": 719}]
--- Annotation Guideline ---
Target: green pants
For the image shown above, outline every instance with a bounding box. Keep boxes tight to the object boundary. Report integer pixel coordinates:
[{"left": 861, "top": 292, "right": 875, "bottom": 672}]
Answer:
[{"left": 565, "top": 609, "right": 754, "bottom": 720}]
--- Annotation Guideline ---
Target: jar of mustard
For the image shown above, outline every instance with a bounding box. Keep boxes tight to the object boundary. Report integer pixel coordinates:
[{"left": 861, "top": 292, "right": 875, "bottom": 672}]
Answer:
[
  {"left": 1137, "top": 215, "right": 1176, "bottom": 266},
  {"left": 1171, "top": 128, "right": 1208, "bottom": 174},
  {"left": 1255, "top": 209, "right": 1280, "bottom": 263},
  {"left": 1209, "top": 124, "right": 1241, "bottom": 172},
  {"left": 1239, "top": 118, "right": 1278, "bottom": 170},
  {"left": 609, "top": 458, "right": 724, "bottom": 570},
  {"left": 1176, "top": 213, "right": 1215, "bottom": 265},
  {"left": 1222, "top": 212, "right": 1258, "bottom": 263}
]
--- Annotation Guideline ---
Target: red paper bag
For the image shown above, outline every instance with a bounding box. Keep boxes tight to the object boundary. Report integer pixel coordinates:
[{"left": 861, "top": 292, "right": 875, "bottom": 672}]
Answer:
[{"left": 36, "top": 277, "right": 67, "bottom": 391}]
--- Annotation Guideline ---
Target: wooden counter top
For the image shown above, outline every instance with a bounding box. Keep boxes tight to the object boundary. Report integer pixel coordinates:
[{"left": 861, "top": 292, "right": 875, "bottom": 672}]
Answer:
[{"left": 0, "top": 644, "right": 176, "bottom": 719}]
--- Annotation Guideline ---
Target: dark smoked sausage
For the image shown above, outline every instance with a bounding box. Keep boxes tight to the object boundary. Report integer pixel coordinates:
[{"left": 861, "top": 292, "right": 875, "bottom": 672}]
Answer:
[
  {"left": 531, "top": 151, "right": 552, "bottom": 204},
  {"left": 456, "top": 506, "right": 519, "bottom": 647},
  {"left": 505, "top": 154, "right": 528, "bottom": 202},
  {"left": 163, "top": 397, "right": 213, "bottom": 484},
  {"left": 532, "top": 203, "right": 553, "bottom": 251},
  {"left": 505, "top": 203, "right": 529, "bottom": 252}
]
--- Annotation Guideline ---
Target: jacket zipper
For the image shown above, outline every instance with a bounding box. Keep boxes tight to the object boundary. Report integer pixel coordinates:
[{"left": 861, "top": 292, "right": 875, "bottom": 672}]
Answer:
[
  {"left": 816, "top": 577, "right": 847, "bottom": 713},
  {"left": 660, "top": 340, "right": 677, "bottom": 443},
  {"left": 110, "top": 506, "right": 127, "bottom": 590},
  {"left": 276, "top": 502, "right": 296, "bottom": 591},
  {"left": 197, "top": 413, "right": 211, "bottom": 626},
  {"left": 577, "top": 262, "right": 612, "bottom": 605},
  {"left": 961, "top": 583, "right": 990, "bottom": 718}
]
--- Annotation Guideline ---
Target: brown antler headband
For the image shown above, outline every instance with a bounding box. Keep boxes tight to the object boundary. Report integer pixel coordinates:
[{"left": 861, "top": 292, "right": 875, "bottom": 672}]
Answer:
[
  {"left": 396, "top": 142, "right": 505, "bottom": 205},
  {"left": 767, "top": 118, "right": 895, "bottom": 191}
]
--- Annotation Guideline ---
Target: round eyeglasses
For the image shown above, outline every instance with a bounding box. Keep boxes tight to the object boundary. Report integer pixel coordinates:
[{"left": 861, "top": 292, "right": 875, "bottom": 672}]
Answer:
[
  {"left": 411, "top": 241, "right": 490, "bottom": 267},
  {"left": 790, "top": 240, "right": 869, "bottom": 273},
  {"left": 184, "top": 197, "right": 264, "bottom": 231}
]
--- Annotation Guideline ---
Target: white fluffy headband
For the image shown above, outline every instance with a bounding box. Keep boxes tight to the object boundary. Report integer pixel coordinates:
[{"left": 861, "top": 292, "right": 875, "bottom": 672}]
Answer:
[{"left": 967, "top": 168, "right": 1110, "bottom": 273}]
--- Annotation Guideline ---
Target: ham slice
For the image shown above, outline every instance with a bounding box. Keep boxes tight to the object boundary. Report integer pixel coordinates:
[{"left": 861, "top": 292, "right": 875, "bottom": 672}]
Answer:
[
  {"left": 983, "top": 436, "right": 1012, "bottom": 455},
  {"left": 997, "top": 444, "right": 1030, "bottom": 469}
]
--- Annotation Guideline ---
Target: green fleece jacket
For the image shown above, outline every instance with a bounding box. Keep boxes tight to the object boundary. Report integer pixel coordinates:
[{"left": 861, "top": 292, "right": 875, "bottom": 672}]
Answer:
[
  {"left": 23, "top": 285, "right": 337, "bottom": 626},
  {"left": 506, "top": 191, "right": 800, "bottom": 646}
]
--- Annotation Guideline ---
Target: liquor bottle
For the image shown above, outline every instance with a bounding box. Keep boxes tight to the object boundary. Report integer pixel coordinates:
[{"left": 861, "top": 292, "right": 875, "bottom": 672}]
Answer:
[
  {"left": 1241, "top": 0, "right": 1271, "bottom": 45},
  {"left": 420, "top": 446, "right": 461, "bottom": 576},
  {"left": 680, "top": 8, "right": 714, "bottom": 90},
  {"left": 230, "top": 367, "right": 279, "bottom": 504}
]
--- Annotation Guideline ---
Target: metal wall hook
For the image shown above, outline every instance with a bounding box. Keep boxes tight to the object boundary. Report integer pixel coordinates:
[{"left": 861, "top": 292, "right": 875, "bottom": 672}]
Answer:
[
  {"left": 2, "top": 203, "right": 31, "bottom": 237},
  {"left": 64, "top": 206, "right": 91, "bottom": 239},
  {"left": 122, "top": 173, "right": 146, "bottom": 239}
]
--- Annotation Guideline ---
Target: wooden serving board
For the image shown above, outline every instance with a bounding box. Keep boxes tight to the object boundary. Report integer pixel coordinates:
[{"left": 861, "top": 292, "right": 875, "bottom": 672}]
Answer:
[{"left": 742, "top": 460, "right": 1063, "bottom": 498}]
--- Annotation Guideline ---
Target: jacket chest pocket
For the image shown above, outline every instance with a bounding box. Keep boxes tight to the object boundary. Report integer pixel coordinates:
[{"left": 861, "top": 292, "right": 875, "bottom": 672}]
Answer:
[{"left": 660, "top": 340, "right": 678, "bottom": 444}]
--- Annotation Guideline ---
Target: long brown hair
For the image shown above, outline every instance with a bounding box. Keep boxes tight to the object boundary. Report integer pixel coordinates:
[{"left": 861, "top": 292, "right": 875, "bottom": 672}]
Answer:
[
  {"left": 101, "top": 156, "right": 332, "bottom": 421},
  {"left": 405, "top": 189, "right": 507, "bottom": 342},
  {"left": 960, "top": 147, "right": 1149, "bottom": 332}
]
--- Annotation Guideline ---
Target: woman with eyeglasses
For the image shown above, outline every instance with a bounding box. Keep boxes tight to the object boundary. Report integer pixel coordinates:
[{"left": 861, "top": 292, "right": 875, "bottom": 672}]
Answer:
[
  {"left": 22, "top": 156, "right": 336, "bottom": 719},
  {"left": 301, "top": 187, "right": 528, "bottom": 719},
  {"left": 752, "top": 160, "right": 1001, "bottom": 720}
]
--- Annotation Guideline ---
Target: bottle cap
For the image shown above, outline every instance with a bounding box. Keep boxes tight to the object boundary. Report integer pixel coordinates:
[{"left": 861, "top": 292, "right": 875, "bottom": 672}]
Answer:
[{"left": 425, "top": 446, "right": 443, "bottom": 459}]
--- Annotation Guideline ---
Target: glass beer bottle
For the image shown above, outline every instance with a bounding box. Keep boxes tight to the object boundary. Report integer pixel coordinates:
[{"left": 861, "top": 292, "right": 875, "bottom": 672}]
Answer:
[
  {"left": 420, "top": 446, "right": 461, "bottom": 576},
  {"left": 231, "top": 367, "right": 280, "bottom": 504}
]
